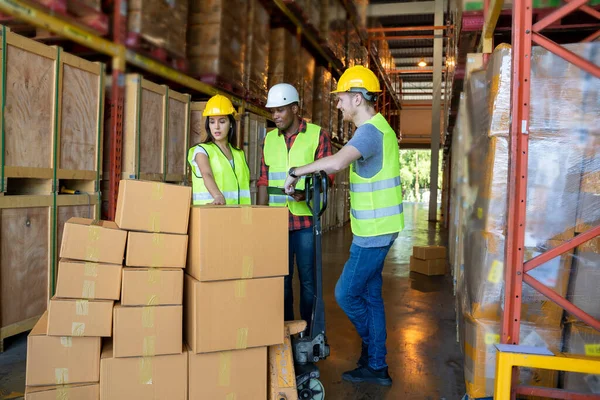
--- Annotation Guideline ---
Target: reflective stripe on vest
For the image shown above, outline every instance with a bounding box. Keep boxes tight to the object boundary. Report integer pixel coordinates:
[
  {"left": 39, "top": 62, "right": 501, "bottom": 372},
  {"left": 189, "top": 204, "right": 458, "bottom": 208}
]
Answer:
[
  {"left": 263, "top": 123, "right": 320, "bottom": 215},
  {"left": 187, "top": 143, "right": 251, "bottom": 205},
  {"left": 349, "top": 113, "right": 405, "bottom": 237}
]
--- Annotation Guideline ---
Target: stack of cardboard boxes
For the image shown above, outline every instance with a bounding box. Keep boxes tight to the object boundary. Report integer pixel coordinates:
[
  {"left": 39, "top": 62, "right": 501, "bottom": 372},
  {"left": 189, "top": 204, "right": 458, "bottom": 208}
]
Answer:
[
  {"left": 410, "top": 246, "right": 447, "bottom": 276},
  {"left": 25, "top": 218, "right": 127, "bottom": 398},
  {"left": 185, "top": 205, "right": 288, "bottom": 398},
  {"left": 100, "top": 179, "right": 191, "bottom": 399}
]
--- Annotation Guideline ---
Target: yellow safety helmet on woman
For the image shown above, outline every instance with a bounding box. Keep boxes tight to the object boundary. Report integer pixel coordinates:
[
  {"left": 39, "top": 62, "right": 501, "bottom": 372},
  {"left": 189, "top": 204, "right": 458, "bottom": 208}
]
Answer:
[
  {"left": 203, "top": 94, "right": 237, "bottom": 117},
  {"left": 331, "top": 66, "right": 381, "bottom": 101}
]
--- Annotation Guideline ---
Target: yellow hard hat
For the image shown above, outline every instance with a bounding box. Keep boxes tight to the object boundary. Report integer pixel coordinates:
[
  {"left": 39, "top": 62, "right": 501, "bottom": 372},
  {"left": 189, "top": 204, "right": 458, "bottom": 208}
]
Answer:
[
  {"left": 203, "top": 94, "right": 236, "bottom": 117},
  {"left": 331, "top": 65, "right": 381, "bottom": 94}
]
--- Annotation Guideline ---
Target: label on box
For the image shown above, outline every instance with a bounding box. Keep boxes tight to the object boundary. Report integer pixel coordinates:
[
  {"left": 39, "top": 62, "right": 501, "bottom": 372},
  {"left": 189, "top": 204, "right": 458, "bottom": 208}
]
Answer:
[
  {"left": 585, "top": 344, "right": 600, "bottom": 356},
  {"left": 487, "top": 260, "right": 503, "bottom": 284},
  {"left": 484, "top": 333, "right": 500, "bottom": 345}
]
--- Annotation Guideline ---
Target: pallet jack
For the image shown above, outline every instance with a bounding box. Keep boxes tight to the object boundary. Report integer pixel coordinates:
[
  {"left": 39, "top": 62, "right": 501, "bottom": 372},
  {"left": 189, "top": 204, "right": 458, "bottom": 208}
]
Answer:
[{"left": 268, "top": 171, "right": 330, "bottom": 400}]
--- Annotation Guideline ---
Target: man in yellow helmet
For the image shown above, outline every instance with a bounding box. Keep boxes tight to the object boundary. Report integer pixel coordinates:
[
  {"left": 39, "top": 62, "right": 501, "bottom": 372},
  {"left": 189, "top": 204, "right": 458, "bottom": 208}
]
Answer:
[
  {"left": 257, "top": 83, "right": 333, "bottom": 332},
  {"left": 283, "top": 66, "right": 404, "bottom": 386}
]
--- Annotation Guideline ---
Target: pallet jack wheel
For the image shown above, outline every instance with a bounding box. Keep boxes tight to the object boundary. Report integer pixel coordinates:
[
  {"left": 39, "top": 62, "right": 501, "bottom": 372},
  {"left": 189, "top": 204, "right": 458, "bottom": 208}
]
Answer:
[{"left": 298, "top": 378, "right": 325, "bottom": 400}]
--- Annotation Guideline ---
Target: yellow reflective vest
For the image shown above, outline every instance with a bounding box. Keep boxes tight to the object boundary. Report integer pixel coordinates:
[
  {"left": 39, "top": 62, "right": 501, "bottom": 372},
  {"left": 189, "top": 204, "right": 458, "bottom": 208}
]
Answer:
[
  {"left": 349, "top": 113, "right": 404, "bottom": 236},
  {"left": 263, "top": 123, "right": 320, "bottom": 216},
  {"left": 187, "top": 143, "right": 251, "bottom": 205}
]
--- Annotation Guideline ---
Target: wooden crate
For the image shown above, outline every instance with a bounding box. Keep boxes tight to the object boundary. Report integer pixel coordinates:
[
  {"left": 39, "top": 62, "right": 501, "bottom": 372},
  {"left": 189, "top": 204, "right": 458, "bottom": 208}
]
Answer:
[
  {"left": 0, "top": 193, "right": 99, "bottom": 351},
  {"left": 0, "top": 28, "right": 104, "bottom": 195},
  {"left": 189, "top": 101, "right": 208, "bottom": 147},
  {"left": 123, "top": 74, "right": 190, "bottom": 183}
]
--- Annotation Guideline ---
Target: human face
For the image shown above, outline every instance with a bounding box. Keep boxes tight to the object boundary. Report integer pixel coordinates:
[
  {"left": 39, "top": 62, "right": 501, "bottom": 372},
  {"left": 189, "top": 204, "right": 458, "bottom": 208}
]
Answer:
[
  {"left": 336, "top": 92, "right": 360, "bottom": 122},
  {"left": 270, "top": 105, "right": 296, "bottom": 131},
  {"left": 208, "top": 115, "right": 230, "bottom": 143}
]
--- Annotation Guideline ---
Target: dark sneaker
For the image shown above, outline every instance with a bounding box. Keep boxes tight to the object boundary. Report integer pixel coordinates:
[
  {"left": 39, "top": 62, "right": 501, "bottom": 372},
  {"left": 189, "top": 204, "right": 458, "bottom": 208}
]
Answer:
[
  {"left": 342, "top": 366, "right": 393, "bottom": 386},
  {"left": 357, "top": 342, "right": 369, "bottom": 368}
]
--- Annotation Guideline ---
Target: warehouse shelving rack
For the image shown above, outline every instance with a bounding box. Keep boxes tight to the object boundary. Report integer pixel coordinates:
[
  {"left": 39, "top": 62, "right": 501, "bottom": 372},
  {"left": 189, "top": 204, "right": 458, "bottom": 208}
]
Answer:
[
  {"left": 480, "top": 0, "right": 600, "bottom": 397},
  {"left": 0, "top": 0, "right": 400, "bottom": 219}
]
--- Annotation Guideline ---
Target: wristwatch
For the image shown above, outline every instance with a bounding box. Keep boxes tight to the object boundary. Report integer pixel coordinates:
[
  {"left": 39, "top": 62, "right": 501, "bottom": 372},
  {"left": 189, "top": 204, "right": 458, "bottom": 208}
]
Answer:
[{"left": 288, "top": 167, "right": 299, "bottom": 178}]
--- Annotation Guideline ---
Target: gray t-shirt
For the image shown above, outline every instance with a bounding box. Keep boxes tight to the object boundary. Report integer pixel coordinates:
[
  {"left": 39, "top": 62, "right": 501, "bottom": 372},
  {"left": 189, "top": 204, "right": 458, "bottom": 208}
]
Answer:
[{"left": 346, "top": 122, "right": 399, "bottom": 248}]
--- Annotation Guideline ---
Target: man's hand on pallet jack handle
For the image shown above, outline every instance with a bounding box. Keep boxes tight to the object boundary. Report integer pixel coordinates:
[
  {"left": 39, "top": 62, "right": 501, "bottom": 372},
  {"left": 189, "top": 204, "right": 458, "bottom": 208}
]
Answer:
[{"left": 284, "top": 146, "right": 362, "bottom": 195}]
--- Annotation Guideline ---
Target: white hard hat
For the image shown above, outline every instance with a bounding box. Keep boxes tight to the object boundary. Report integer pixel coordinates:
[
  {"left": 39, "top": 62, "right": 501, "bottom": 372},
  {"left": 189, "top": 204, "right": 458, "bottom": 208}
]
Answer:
[{"left": 266, "top": 83, "right": 299, "bottom": 108}]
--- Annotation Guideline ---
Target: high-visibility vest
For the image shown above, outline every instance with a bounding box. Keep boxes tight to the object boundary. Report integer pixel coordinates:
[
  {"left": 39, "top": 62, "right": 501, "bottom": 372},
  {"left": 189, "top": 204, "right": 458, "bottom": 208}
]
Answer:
[
  {"left": 187, "top": 143, "right": 251, "bottom": 205},
  {"left": 263, "top": 123, "right": 320, "bottom": 216},
  {"left": 349, "top": 113, "right": 404, "bottom": 236}
]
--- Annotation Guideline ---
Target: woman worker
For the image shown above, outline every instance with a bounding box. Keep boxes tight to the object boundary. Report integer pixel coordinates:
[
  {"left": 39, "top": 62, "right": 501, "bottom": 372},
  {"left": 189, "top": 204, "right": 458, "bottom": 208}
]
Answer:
[{"left": 187, "top": 94, "right": 251, "bottom": 205}]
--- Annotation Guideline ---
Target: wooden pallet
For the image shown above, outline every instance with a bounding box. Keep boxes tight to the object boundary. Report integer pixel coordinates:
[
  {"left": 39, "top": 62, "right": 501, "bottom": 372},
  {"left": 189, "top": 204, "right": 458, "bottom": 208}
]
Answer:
[
  {"left": 0, "top": 193, "right": 100, "bottom": 351},
  {"left": 125, "top": 33, "right": 188, "bottom": 73},
  {"left": 1, "top": 29, "right": 104, "bottom": 195},
  {"left": 120, "top": 74, "right": 190, "bottom": 184}
]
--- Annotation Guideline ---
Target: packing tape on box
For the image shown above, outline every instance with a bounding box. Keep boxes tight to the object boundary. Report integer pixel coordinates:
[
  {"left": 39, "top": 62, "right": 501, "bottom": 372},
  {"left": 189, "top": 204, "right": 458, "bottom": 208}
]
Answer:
[
  {"left": 241, "top": 207, "right": 252, "bottom": 225},
  {"left": 84, "top": 262, "right": 98, "bottom": 277},
  {"left": 148, "top": 268, "right": 161, "bottom": 284},
  {"left": 60, "top": 337, "right": 72, "bottom": 347},
  {"left": 225, "top": 393, "right": 237, "bottom": 400},
  {"left": 139, "top": 357, "right": 153, "bottom": 385},
  {"left": 152, "top": 182, "right": 164, "bottom": 200},
  {"left": 242, "top": 256, "right": 254, "bottom": 279},
  {"left": 150, "top": 212, "right": 161, "bottom": 233},
  {"left": 56, "top": 386, "right": 69, "bottom": 400},
  {"left": 236, "top": 327, "right": 248, "bottom": 349},
  {"left": 143, "top": 335, "right": 156, "bottom": 356},
  {"left": 235, "top": 281, "right": 247, "bottom": 298},
  {"left": 76, "top": 300, "right": 89, "bottom": 315},
  {"left": 82, "top": 280, "right": 96, "bottom": 299},
  {"left": 142, "top": 306, "right": 155, "bottom": 328},
  {"left": 55, "top": 368, "right": 69, "bottom": 384},
  {"left": 72, "top": 322, "right": 85, "bottom": 336},
  {"left": 218, "top": 352, "right": 232, "bottom": 387},
  {"left": 147, "top": 294, "right": 159, "bottom": 306},
  {"left": 152, "top": 233, "right": 164, "bottom": 247},
  {"left": 85, "top": 245, "right": 100, "bottom": 262}
]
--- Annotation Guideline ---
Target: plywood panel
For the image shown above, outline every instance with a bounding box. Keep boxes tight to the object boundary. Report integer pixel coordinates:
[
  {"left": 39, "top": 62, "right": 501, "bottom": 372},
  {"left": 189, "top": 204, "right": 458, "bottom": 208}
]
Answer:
[
  {"left": 1, "top": 207, "right": 49, "bottom": 327},
  {"left": 59, "top": 63, "right": 99, "bottom": 172},
  {"left": 190, "top": 102, "right": 207, "bottom": 146},
  {"left": 139, "top": 88, "right": 164, "bottom": 175},
  {"left": 4, "top": 45, "right": 55, "bottom": 169},
  {"left": 166, "top": 97, "right": 187, "bottom": 177}
]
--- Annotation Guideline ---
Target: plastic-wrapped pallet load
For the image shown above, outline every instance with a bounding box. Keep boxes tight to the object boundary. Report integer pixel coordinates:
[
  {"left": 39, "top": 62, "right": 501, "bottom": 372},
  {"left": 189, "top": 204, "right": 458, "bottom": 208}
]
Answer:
[
  {"left": 128, "top": 0, "right": 188, "bottom": 58},
  {"left": 562, "top": 323, "right": 600, "bottom": 394},
  {"left": 245, "top": 0, "right": 270, "bottom": 104},
  {"left": 459, "top": 42, "right": 600, "bottom": 398},
  {"left": 301, "top": 48, "right": 315, "bottom": 121},
  {"left": 268, "top": 28, "right": 301, "bottom": 89},
  {"left": 313, "top": 67, "right": 332, "bottom": 130},
  {"left": 187, "top": 0, "right": 246, "bottom": 91}
]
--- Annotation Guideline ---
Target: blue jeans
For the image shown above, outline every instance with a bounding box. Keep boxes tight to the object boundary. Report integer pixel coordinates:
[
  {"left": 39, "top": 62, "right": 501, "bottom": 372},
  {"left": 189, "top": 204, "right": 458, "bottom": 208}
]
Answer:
[
  {"left": 335, "top": 242, "right": 393, "bottom": 370},
  {"left": 286, "top": 227, "right": 315, "bottom": 328}
]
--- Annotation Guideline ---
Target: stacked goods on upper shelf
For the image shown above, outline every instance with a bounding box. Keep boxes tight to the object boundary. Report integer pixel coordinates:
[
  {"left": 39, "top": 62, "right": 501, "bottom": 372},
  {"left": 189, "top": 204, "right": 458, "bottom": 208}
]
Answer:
[
  {"left": 127, "top": 0, "right": 189, "bottom": 59},
  {"left": 187, "top": 0, "right": 247, "bottom": 93},
  {"left": 300, "top": 48, "right": 315, "bottom": 121},
  {"left": 25, "top": 217, "right": 127, "bottom": 397},
  {"left": 313, "top": 66, "right": 333, "bottom": 130},
  {"left": 101, "top": 179, "right": 191, "bottom": 399},
  {"left": 245, "top": 0, "right": 270, "bottom": 105},
  {"left": 456, "top": 42, "right": 600, "bottom": 397},
  {"left": 268, "top": 28, "right": 301, "bottom": 90},
  {"left": 185, "top": 206, "right": 288, "bottom": 397}
]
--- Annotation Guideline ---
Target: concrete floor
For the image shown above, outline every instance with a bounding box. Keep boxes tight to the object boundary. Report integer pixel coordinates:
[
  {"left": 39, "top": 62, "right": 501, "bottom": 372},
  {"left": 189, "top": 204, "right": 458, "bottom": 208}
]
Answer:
[{"left": 0, "top": 202, "right": 464, "bottom": 400}]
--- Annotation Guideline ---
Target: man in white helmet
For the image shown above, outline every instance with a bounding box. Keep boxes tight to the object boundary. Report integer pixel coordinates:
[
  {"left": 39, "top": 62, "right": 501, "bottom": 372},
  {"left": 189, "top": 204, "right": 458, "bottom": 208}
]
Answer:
[{"left": 257, "top": 83, "right": 333, "bottom": 331}]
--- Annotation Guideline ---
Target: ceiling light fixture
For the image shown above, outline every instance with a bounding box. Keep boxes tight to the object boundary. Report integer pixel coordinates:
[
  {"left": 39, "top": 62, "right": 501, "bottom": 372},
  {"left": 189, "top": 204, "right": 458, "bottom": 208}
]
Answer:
[{"left": 417, "top": 58, "right": 427, "bottom": 68}]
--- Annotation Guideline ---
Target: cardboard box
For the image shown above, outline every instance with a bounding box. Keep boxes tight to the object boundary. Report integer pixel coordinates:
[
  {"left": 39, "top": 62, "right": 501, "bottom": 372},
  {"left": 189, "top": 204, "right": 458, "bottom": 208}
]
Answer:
[
  {"left": 410, "top": 256, "right": 447, "bottom": 276},
  {"left": 185, "top": 274, "right": 283, "bottom": 353},
  {"left": 187, "top": 206, "right": 288, "bottom": 281},
  {"left": 188, "top": 347, "right": 267, "bottom": 399},
  {"left": 563, "top": 323, "right": 600, "bottom": 393},
  {"left": 126, "top": 231, "right": 188, "bottom": 268},
  {"left": 26, "top": 312, "right": 101, "bottom": 386},
  {"left": 413, "top": 245, "right": 447, "bottom": 260},
  {"left": 60, "top": 218, "right": 127, "bottom": 264},
  {"left": 115, "top": 180, "right": 191, "bottom": 234},
  {"left": 463, "top": 314, "right": 561, "bottom": 398},
  {"left": 25, "top": 384, "right": 99, "bottom": 399},
  {"left": 121, "top": 268, "right": 183, "bottom": 306},
  {"left": 113, "top": 304, "right": 182, "bottom": 358},
  {"left": 48, "top": 298, "right": 114, "bottom": 337},
  {"left": 55, "top": 260, "right": 122, "bottom": 300},
  {"left": 100, "top": 342, "right": 187, "bottom": 400}
]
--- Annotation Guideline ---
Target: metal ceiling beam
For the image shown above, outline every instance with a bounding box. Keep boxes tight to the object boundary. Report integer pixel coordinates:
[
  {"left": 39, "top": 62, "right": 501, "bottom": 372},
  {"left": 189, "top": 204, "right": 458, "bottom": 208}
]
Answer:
[{"left": 367, "top": 0, "right": 448, "bottom": 16}]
